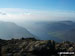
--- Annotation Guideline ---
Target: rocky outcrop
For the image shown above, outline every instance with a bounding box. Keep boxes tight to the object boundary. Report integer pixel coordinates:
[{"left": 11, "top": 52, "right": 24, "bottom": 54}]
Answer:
[
  {"left": 0, "top": 38, "right": 75, "bottom": 56},
  {"left": 55, "top": 41, "right": 75, "bottom": 52}
]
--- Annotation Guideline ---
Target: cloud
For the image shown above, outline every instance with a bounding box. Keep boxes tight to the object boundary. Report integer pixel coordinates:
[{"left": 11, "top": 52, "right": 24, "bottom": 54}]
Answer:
[
  {"left": 0, "top": 12, "right": 6, "bottom": 15},
  {"left": 0, "top": 8, "right": 75, "bottom": 22}
]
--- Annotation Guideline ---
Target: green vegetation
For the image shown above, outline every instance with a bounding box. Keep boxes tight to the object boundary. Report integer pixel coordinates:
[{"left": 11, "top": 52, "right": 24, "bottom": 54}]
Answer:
[{"left": 48, "top": 31, "right": 66, "bottom": 39}]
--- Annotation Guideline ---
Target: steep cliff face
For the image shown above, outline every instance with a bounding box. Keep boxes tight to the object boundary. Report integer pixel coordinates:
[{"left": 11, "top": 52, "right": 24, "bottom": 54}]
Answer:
[
  {"left": 0, "top": 38, "right": 75, "bottom": 56},
  {"left": 0, "top": 21, "right": 34, "bottom": 40}
]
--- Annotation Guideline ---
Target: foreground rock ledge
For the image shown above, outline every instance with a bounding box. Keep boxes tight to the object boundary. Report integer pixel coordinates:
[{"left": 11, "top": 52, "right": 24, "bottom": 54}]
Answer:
[{"left": 0, "top": 38, "right": 75, "bottom": 56}]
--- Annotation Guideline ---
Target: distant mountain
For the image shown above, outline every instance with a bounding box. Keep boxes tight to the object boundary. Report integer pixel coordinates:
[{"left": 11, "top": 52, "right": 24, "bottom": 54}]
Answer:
[
  {"left": 0, "top": 21, "right": 34, "bottom": 40},
  {"left": 22, "top": 21, "right": 75, "bottom": 42}
]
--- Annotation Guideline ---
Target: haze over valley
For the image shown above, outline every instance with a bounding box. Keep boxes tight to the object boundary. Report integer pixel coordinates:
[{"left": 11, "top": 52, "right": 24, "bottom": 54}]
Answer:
[{"left": 0, "top": 0, "right": 75, "bottom": 56}]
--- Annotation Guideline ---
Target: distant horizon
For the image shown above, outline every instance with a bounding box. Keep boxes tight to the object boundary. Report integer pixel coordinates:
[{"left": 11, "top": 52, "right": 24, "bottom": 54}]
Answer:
[{"left": 0, "top": 0, "right": 75, "bottom": 23}]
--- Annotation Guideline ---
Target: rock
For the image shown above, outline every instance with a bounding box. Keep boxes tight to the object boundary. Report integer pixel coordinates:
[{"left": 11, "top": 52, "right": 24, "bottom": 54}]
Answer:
[
  {"left": 67, "top": 47, "right": 74, "bottom": 52},
  {"left": 0, "top": 38, "right": 75, "bottom": 56}
]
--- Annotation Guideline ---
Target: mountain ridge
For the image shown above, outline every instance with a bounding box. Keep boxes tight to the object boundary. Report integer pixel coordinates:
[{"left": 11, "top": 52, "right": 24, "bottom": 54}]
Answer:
[
  {"left": 21, "top": 20, "right": 75, "bottom": 42},
  {"left": 0, "top": 21, "right": 34, "bottom": 40}
]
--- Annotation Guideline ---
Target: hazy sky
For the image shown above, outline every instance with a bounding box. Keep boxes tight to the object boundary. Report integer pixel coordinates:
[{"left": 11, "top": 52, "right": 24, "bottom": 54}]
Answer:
[{"left": 0, "top": 0, "right": 75, "bottom": 22}]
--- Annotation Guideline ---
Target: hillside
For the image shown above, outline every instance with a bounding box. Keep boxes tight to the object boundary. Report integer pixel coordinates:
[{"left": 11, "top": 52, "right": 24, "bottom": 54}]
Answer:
[
  {"left": 0, "top": 21, "right": 34, "bottom": 40},
  {"left": 21, "top": 21, "right": 75, "bottom": 42}
]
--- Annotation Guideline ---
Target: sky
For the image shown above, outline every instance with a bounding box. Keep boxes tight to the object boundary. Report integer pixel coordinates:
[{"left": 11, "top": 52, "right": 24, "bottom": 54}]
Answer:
[{"left": 0, "top": 0, "right": 75, "bottom": 22}]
